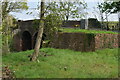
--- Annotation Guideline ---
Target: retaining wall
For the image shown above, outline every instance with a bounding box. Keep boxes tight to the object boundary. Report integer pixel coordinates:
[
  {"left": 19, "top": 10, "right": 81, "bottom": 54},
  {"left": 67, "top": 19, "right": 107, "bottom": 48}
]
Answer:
[{"left": 51, "top": 32, "right": 119, "bottom": 52}]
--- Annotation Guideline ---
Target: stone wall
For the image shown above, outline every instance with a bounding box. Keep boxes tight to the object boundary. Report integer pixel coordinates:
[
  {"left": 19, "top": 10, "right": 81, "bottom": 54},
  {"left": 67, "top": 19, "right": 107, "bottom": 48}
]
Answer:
[
  {"left": 62, "top": 21, "right": 80, "bottom": 28},
  {"left": 62, "top": 19, "right": 101, "bottom": 29},
  {"left": 51, "top": 32, "right": 119, "bottom": 52},
  {"left": 88, "top": 18, "right": 101, "bottom": 29},
  {"left": 13, "top": 32, "right": 22, "bottom": 51},
  {"left": 80, "top": 18, "right": 101, "bottom": 29},
  {"left": 51, "top": 32, "right": 95, "bottom": 52},
  {"left": 13, "top": 20, "right": 39, "bottom": 51},
  {"left": 13, "top": 19, "right": 119, "bottom": 52}
]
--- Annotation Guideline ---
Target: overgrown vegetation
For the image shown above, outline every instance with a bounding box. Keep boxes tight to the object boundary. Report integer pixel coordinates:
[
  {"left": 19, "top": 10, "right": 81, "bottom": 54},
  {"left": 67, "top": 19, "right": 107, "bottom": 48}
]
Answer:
[
  {"left": 60, "top": 28, "right": 118, "bottom": 34},
  {"left": 97, "top": 1, "right": 120, "bottom": 30},
  {"left": 1, "top": 1, "right": 28, "bottom": 54},
  {"left": 44, "top": 14, "right": 63, "bottom": 40},
  {"left": 2, "top": 48, "right": 118, "bottom": 78},
  {"left": 102, "top": 21, "right": 119, "bottom": 30}
]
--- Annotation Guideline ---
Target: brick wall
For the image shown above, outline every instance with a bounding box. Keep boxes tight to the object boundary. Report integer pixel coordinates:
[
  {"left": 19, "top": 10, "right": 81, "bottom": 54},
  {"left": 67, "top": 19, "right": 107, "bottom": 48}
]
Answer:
[
  {"left": 51, "top": 32, "right": 119, "bottom": 52},
  {"left": 95, "top": 33, "right": 119, "bottom": 49}
]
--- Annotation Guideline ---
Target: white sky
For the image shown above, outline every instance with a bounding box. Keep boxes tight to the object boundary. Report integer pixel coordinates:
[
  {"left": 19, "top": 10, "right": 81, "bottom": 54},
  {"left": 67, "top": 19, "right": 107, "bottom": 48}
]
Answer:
[
  {"left": 27, "top": 0, "right": 104, "bottom": 2},
  {"left": 85, "top": 1, "right": 119, "bottom": 21},
  {"left": 9, "top": 0, "right": 119, "bottom": 21}
]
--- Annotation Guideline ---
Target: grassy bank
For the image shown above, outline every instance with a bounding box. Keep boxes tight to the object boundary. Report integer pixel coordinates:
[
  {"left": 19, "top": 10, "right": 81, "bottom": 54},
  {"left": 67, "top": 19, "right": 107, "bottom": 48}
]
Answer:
[
  {"left": 0, "top": 34, "right": 2, "bottom": 49},
  {"left": 60, "top": 28, "right": 118, "bottom": 34},
  {"left": 2, "top": 48, "right": 118, "bottom": 78}
]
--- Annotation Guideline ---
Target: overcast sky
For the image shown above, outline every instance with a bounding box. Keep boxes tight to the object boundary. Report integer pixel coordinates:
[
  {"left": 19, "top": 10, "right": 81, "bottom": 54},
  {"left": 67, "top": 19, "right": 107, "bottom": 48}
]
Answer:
[
  {"left": 10, "top": 0, "right": 119, "bottom": 21},
  {"left": 27, "top": 0, "right": 119, "bottom": 21}
]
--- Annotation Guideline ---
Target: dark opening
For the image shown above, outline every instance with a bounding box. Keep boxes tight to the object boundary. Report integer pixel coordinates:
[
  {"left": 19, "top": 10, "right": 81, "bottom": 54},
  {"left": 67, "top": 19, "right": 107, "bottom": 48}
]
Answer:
[{"left": 22, "top": 31, "right": 32, "bottom": 51}]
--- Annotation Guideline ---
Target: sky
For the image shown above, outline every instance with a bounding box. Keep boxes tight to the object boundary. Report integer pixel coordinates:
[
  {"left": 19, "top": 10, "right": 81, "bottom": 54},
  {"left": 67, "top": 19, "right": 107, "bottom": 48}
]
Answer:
[
  {"left": 10, "top": 0, "right": 119, "bottom": 21},
  {"left": 85, "top": 1, "right": 118, "bottom": 21}
]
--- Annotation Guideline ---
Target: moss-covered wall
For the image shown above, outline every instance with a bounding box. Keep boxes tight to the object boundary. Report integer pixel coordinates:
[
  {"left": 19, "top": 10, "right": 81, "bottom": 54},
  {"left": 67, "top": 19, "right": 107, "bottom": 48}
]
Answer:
[
  {"left": 51, "top": 32, "right": 95, "bottom": 52},
  {"left": 51, "top": 32, "right": 119, "bottom": 52}
]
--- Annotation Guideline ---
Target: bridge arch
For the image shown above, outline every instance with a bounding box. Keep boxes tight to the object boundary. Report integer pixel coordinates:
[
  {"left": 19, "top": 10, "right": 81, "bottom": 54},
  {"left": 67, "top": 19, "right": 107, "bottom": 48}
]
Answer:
[{"left": 22, "top": 31, "right": 32, "bottom": 51}]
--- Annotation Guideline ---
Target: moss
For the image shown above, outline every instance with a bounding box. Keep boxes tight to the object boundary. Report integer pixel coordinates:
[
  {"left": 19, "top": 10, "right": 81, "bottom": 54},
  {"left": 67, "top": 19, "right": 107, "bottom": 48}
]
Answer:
[{"left": 60, "top": 28, "right": 118, "bottom": 34}]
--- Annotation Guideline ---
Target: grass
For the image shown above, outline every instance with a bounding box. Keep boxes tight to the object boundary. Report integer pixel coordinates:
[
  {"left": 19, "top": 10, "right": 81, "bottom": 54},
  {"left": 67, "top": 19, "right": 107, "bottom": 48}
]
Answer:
[
  {"left": 0, "top": 34, "right": 2, "bottom": 49},
  {"left": 0, "top": 34, "right": 1, "bottom": 77},
  {"left": 103, "top": 21, "right": 119, "bottom": 24},
  {"left": 60, "top": 28, "right": 118, "bottom": 34},
  {"left": 2, "top": 48, "right": 118, "bottom": 78}
]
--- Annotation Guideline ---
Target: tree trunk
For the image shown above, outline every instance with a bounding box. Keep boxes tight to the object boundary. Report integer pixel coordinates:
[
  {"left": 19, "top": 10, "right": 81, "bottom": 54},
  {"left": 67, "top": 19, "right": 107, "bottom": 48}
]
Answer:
[
  {"left": 2, "top": 15, "right": 10, "bottom": 54},
  {"left": 100, "top": 11, "right": 104, "bottom": 30},
  {"left": 118, "top": 12, "right": 120, "bottom": 31},
  {"left": 30, "top": 1, "right": 45, "bottom": 61},
  {"left": 66, "top": 2, "right": 70, "bottom": 21},
  {"left": 105, "top": 13, "right": 109, "bottom": 30}
]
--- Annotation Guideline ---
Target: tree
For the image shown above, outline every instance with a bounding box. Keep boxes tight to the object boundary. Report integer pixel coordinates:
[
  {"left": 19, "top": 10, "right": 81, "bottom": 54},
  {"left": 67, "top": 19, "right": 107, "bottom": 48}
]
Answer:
[
  {"left": 30, "top": 1, "right": 87, "bottom": 61},
  {"left": 2, "top": 1, "right": 28, "bottom": 20},
  {"left": 1, "top": 0, "right": 28, "bottom": 54},
  {"left": 44, "top": 1, "right": 87, "bottom": 38},
  {"left": 98, "top": 1, "right": 120, "bottom": 20},
  {"left": 59, "top": 1, "right": 87, "bottom": 21},
  {"left": 97, "top": 3, "right": 105, "bottom": 29},
  {"left": 44, "top": 14, "right": 63, "bottom": 40},
  {"left": 30, "top": 1, "right": 66, "bottom": 61},
  {"left": 97, "top": 1, "right": 120, "bottom": 30},
  {"left": 101, "top": 1, "right": 120, "bottom": 13},
  {"left": 30, "top": 0, "right": 45, "bottom": 61},
  {"left": 36, "top": 1, "right": 87, "bottom": 21}
]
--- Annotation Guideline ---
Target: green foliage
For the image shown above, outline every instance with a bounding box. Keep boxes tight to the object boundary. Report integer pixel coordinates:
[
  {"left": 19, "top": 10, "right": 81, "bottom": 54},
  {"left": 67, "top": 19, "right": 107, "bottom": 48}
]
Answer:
[
  {"left": 102, "top": 21, "right": 119, "bottom": 30},
  {"left": 2, "top": 1, "right": 28, "bottom": 18},
  {"left": 1, "top": 1, "right": 28, "bottom": 53},
  {"left": 103, "top": 21, "right": 119, "bottom": 23},
  {"left": 58, "top": 1, "right": 87, "bottom": 20},
  {"left": 32, "top": 1, "right": 87, "bottom": 41},
  {"left": 2, "top": 16, "right": 18, "bottom": 54},
  {"left": 44, "top": 14, "right": 63, "bottom": 40},
  {"left": 2, "top": 48, "right": 118, "bottom": 78},
  {"left": 45, "top": 1, "right": 87, "bottom": 21},
  {"left": 32, "top": 19, "right": 40, "bottom": 30},
  {"left": 87, "top": 34, "right": 94, "bottom": 46},
  {"left": 98, "top": 1, "right": 120, "bottom": 13},
  {"left": 97, "top": 1, "right": 120, "bottom": 30}
]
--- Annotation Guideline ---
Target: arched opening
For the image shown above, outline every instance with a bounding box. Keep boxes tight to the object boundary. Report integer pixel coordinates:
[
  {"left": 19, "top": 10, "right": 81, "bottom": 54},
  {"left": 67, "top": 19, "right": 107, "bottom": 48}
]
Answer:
[{"left": 22, "top": 31, "right": 32, "bottom": 51}]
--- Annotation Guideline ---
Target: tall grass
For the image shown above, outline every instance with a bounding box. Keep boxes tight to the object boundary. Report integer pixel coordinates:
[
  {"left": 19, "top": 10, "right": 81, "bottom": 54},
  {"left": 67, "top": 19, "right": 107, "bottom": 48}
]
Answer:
[{"left": 2, "top": 48, "right": 118, "bottom": 78}]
